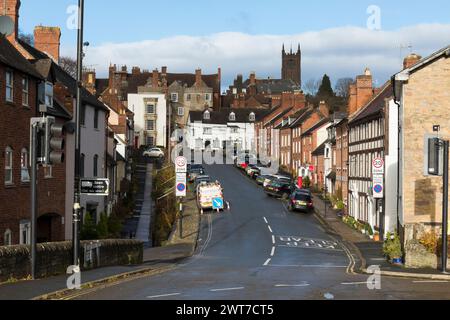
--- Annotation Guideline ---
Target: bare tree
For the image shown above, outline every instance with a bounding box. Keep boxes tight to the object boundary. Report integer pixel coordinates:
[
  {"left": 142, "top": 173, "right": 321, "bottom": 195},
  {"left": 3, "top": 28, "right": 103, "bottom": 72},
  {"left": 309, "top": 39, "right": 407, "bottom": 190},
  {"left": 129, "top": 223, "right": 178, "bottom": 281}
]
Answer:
[
  {"left": 303, "top": 78, "right": 321, "bottom": 96},
  {"left": 335, "top": 77, "right": 354, "bottom": 98},
  {"left": 19, "top": 31, "right": 34, "bottom": 45},
  {"left": 59, "top": 56, "right": 77, "bottom": 78}
]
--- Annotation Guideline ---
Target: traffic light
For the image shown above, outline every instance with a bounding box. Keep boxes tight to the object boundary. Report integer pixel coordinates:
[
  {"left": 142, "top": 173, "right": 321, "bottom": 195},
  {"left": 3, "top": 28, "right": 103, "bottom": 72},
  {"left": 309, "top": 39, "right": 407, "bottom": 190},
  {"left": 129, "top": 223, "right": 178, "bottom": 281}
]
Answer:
[{"left": 44, "top": 116, "right": 65, "bottom": 165}]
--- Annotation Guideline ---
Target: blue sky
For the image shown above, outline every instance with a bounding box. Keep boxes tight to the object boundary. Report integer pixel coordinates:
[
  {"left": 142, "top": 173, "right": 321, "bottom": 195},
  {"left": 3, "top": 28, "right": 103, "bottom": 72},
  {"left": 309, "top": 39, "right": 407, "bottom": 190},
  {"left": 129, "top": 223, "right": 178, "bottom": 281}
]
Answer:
[{"left": 20, "top": 0, "right": 450, "bottom": 88}]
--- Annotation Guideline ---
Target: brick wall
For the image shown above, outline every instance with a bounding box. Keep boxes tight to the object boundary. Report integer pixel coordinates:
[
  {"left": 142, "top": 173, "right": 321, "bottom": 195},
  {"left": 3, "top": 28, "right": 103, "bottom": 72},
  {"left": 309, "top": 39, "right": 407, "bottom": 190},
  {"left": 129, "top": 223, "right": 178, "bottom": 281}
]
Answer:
[{"left": 0, "top": 239, "right": 143, "bottom": 282}]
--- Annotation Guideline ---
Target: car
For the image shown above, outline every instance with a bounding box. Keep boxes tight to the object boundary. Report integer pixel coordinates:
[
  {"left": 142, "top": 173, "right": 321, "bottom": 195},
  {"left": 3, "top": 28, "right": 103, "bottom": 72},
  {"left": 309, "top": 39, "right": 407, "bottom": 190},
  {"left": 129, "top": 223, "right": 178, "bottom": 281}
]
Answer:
[
  {"left": 246, "top": 165, "right": 260, "bottom": 178},
  {"left": 194, "top": 175, "right": 212, "bottom": 192},
  {"left": 263, "top": 175, "right": 291, "bottom": 188},
  {"left": 256, "top": 175, "right": 272, "bottom": 186},
  {"left": 188, "top": 167, "right": 205, "bottom": 182},
  {"left": 188, "top": 164, "right": 204, "bottom": 172},
  {"left": 264, "top": 179, "right": 294, "bottom": 199},
  {"left": 143, "top": 147, "right": 164, "bottom": 159},
  {"left": 288, "top": 192, "right": 314, "bottom": 212}
]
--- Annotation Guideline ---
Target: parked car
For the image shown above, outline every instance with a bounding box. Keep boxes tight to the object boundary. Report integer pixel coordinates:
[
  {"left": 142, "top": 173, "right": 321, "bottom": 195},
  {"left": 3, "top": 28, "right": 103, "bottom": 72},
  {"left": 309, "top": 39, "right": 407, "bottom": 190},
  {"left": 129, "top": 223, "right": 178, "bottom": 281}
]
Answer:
[
  {"left": 143, "top": 147, "right": 164, "bottom": 159},
  {"left": 264, "top": 179, "right": 294, "bottom": 199},
  {"left": 288, "top": 191, "right": 314, "bottom": 212},
  {"left": 256, "top": 175, "right": 272, "bottom": 186},
  {"left": 188, "top": 167, "right": 205, "bottom": 182},
  {"left": 263, "top": 175, "right": 291, "bottom": 188},
  {"left": 246, "top": 165, "right": 260, "bottom": 179},
  {"left": 294, "top": 188, "right": 313, "bottom": 198},
  {"left": 194, "top": 175, "right": 212, "bottom": 192}
]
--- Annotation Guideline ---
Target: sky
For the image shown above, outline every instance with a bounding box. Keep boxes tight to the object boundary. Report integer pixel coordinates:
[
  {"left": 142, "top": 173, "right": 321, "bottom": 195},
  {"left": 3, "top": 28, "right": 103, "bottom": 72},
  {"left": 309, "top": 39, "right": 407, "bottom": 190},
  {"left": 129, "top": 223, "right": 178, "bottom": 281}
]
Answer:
[{"left": 20, "top": 0, "right": 450, "bottom": 90}]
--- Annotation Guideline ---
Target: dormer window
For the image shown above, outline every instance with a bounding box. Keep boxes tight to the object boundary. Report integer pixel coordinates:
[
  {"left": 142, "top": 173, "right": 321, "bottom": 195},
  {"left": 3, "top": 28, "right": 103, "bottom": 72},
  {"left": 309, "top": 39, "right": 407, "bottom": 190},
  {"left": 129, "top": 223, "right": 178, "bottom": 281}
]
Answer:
[
  {"left": 249, "top": 112, "right": 256, "bottom": 122},
  {"left": 204, "top": 110, "right": 210, "bottom": 120},
  {"left": 229, "top": 112, "right": 236, "bottom": 121}
]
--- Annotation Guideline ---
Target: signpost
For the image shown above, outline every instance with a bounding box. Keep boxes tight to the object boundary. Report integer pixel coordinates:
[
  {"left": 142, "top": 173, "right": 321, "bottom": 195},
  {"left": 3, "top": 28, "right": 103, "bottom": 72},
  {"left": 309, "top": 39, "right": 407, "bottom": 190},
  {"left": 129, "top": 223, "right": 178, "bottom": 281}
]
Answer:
[
  {"left": 175, "top": 157, "right": 188, "bottom": 238},
  {"left": 175, "top": 156, "right": 188, "bottom": 174},
  {"left": 80, "top": 178, "right": 109, "bottom": 196},
  {"left": 176, "top": 173, "right": 187, "bottom": 197},
  {"left": 372, "top": 157, "right": 385, "bottom": 236}
]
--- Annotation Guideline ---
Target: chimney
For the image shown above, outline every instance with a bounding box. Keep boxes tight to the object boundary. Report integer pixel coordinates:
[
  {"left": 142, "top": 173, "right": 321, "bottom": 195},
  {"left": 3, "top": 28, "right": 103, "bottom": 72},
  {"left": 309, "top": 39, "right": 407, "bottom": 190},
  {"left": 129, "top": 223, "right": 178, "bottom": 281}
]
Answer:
[
  {"left": 152, "top": 69, "right": 159, "bottom": 88},
  {"left": 161, "top": 66, "right": 167, "bottom": 75},
  {"left": 318, "top": 101, "right": 330, "bottom": 117},
  {"left": 195, "top": 68, "right": 202, "bottom": 86},
  {"left": 403, "top": 53, "right": 422, "bottom": 69},
  {"left": 34, "top": 26, "right": 61, "bottom": 62},
  {"left": 293, "top": 91, "right": 306, "bottom": 111},
  {"left": 108, "top": 64, "right": 117, "bottom": 89},
  {"left": 5, "top": 0, "right": 20, "bottom": 43},
  {"left": 250, "top": 72, "right": 256, "bottom": 85},
  {"left": 82, "top": 69, "right": 96, "bottom": 95},
  {"left": 132, "top": 66, "right": 141, "bottom": 75},
  {"left": 281, "top": 92, "right": 293, "bottom": 110},
  {"left": 121, "top": 65, "right": 127, "bottom": 73},
  {"left": 348, "top": 68, "right": 374, "bottom": 115}
]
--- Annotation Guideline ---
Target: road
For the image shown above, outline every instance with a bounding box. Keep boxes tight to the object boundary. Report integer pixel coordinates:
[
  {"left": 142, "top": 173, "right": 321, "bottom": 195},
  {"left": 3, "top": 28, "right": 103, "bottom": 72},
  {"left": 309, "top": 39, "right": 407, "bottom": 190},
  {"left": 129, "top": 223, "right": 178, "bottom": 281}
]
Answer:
[{"left": 78, "top": 164, "right": 450, "bottom": 300}]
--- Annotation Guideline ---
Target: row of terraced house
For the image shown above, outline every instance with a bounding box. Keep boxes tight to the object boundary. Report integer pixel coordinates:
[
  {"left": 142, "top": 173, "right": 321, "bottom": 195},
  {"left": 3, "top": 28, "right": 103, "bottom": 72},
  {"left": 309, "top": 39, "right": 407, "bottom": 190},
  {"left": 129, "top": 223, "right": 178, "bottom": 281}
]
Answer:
[{"left": 256, "top": 47, "right": 450, "bottom": 268}]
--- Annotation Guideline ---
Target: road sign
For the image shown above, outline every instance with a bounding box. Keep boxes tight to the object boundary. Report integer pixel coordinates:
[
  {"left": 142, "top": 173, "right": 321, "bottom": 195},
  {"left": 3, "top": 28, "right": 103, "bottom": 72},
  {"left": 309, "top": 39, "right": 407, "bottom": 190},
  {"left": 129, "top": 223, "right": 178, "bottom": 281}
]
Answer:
[
  {"left": 176, "top": 172, "right": 187, "bottom": 197},
  {"left": 212, "top": 197, "right": 224, "bottom": 210},
  {"left": 373, "top": 175, "right": 384, "bottom": 199},
  {"left": 372, "top": 157, "right": 385, "bottom": 175},
  {"left": 175, "top": 156, "right": 188, "bottom": 173},
  {"left": 80, "top": 178, "right": 109, "bottom": 196}
]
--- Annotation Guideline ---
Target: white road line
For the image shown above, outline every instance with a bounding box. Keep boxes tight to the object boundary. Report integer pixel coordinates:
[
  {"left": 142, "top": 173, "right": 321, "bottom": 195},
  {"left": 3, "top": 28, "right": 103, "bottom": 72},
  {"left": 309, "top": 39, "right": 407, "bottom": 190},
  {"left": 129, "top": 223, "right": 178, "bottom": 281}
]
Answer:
[
  {"left": 270, "top": 246, "right": 276, "bottom": 257},
  {"left": 210, "top": 287, "right": 245, "bottom": 292},
  {"left": 275, "top": 283, "right": 310, "bottom": 288},
  {"left": 263, "top": 217, "right": 268, "bottom": 224},
  {"left": 267, "top": 264, "right": 348, "bottom": 268},
  {"left": 341, "top": 282, "right": 368, "bottom": 285},
  {"left": 264, "top": 258, "right": 272, "bottom": 266},
  {"left": 147, "top": 293, "right": 181, "bottom": 299},
  {"left": 272, "top": 235, "right": 276, "bottom": 245},
  {"left": 268, "top": 226, "right": 273, "bottom": 233}
]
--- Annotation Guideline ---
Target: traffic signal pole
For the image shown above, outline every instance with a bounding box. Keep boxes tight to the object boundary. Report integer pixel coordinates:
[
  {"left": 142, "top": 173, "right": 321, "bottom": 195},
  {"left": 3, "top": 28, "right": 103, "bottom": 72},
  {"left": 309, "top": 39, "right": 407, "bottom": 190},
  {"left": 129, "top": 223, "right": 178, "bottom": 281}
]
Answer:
[
  {"left": 30, "top": 121, "right": 39, "bottom": 279},
  {"left": 442, "top": 140, "right": 449, "bottom": 273},
  {"left": 72, "top": 0, "right": 84, "bottom": 268}
]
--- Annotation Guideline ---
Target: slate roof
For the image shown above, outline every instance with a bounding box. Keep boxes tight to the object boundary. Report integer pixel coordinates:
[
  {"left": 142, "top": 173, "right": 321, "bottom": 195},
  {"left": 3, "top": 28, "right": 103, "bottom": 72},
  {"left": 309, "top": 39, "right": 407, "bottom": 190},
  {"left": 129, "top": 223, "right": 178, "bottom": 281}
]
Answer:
[
  {"left": 348, "top": 81, "right": 393, "bottom": 126},
  {"left": 0, "top": 35, "right": 42, "bottom": 78},
  {"left": 301, "top": 117, "right": 330, "bottom": 137},
  {"left": 256, "top": 79, "right": 301, "bottom": 94},
  {"left": 189, "top": 108, "right": 268, "bottom": 124}
]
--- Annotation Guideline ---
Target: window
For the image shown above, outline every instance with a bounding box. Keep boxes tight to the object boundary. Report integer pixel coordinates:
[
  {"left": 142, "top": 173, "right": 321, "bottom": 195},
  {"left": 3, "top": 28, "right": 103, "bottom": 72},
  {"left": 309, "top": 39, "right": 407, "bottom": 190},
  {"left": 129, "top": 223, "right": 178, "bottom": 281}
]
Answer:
[
  {"left": 44, "top": 165, "right": 53, "bottom": 179},
  {"left": 186, "top": 94, "right": 191, "bottom": 101},
  {"left": 171, "top": 93, "right": 178, "bottom": 102},
  {"left": 203, "top": 128, "right": 212, "bottom": 135},
  {"left": 6, "top": 71, "right": 13, "bottom": 102},
  {"left": 249, "top": 113, "right": 256, "bottom": 122},
  {"left": 203, "top": 110, "right": 210, "bottom": 120},
  {"left": 205, "top": 94, "right": 210, "bottom": 101},
  {"left": 80, "top": 104, "right": 86, "bottom": 126},
  {"left": 146, "top": 120, "right": 155, "bottom": 131},
  {"left": 21, "top": 148, "right": 30, "bottom": 183},
  {"left": 177, "top": 107, "right": 184, "bottom": 117},
  {"left": 5, "top": 147, "right": 13, "bottom": 185},
  {"left": 93, "top": 155, "right": 98, "bottom": 177},
  {"left": 22, "top": 77, "right": 29, "bottom": 106},
  {"left": 45, "top": 82, "right": 53, "bottom": 107},
  {"left": 94, "top": 109, "right": 99, "bottom": 129},
  {"left": 4, "top": 229, "right": 12, "bottom": 246},
  {"left": 146, "top": 104, "right": 155, "bottom": 114},
  {"left": 80, "top": 154, "right": 85, "bottom": 177},
  {"left": 146, "top": 136, "right": 154, "bottom": 146},
  {"left": 20, "top": 221, "right": 31, "bottom": 245},
  {"left": 229, "top": 112, "right": 236, "bottom": 121}
]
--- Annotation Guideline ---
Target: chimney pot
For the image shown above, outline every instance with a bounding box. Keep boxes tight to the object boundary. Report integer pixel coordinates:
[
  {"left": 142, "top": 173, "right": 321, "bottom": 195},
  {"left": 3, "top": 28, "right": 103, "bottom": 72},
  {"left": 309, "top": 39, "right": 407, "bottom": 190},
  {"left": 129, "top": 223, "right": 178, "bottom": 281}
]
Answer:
[{"left": 403, "top": 53, "right": 422, "bottom": 69}]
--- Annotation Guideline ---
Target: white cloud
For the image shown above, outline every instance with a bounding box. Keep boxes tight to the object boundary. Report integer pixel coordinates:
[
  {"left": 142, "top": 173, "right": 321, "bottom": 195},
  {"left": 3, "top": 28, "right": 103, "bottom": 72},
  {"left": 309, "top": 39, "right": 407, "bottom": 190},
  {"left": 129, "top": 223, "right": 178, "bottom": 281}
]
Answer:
[{"left": 61, "top": 24, "right": 450, "bottom": 89}]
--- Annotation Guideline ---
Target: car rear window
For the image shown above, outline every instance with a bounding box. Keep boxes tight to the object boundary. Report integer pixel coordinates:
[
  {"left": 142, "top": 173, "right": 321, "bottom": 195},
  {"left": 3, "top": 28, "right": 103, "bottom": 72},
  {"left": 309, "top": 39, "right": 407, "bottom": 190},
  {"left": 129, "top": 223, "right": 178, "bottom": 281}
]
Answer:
[{"left": 294, "top": 194, "right": 312, "bottom": 201}]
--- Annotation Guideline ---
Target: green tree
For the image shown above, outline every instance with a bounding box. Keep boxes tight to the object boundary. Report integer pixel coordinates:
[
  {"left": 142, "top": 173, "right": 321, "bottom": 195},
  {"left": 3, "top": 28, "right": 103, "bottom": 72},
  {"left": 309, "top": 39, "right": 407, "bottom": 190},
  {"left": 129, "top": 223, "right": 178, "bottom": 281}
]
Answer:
[
  {"left": 97, "top": 213, "right": 109, "bottom": 239},
  {"left": 80, "top": 213, "right": 98, "bottom": 240},
  {"left": 108, "top": 213, "right": 123, "bottom": 239},
  {"left": 317, "top": 74, "right": 334, "bottom": 99},
  {"left": 303, "top": 176, "right": 311, "bottom": 189}
]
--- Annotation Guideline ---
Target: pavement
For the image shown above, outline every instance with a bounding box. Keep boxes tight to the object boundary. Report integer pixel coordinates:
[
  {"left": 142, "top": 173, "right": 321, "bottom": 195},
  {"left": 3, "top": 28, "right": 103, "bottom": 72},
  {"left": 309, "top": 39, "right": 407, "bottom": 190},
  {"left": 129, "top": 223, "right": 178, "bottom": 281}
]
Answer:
[
  {"left": 135, "top": 163, "right": 153, "bottom": 244},
  {"left": 313, "top": 195, "right": 450, "bottom": 280},
  {"left": 62, "top": 165, "right": 450, "bottom": 300}
]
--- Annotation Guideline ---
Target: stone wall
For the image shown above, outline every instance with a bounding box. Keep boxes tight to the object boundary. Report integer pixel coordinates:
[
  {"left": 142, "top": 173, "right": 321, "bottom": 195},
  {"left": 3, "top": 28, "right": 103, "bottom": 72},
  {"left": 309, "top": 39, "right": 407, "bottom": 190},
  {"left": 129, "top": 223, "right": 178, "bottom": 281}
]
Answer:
[{"left": 0, "top": 239, "right": 143, "bottom": 282}]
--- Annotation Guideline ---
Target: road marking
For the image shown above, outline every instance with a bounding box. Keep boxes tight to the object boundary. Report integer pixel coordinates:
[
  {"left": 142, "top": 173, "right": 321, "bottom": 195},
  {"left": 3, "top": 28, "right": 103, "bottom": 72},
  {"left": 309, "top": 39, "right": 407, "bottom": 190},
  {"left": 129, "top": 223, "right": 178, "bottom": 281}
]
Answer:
[
  {"left": 147, "top": 293, "right": 181, "bottom": 299},
  {"left": 272, "top": 235, "right": 276, "bottom": 245},
  {"left": 341, "top": 282, "right": 369, "bottom": 285},
  {"left": 275, "top": 283, "right": 310, "bottom": 288},
  {"left": 264, "top": 258, "right": 272, "bottom": 266},
  {"left": 270, "top": 247, "right": 276, "bottom": 257},
  {"left": 263, "top": 217, "right": 268, "bottom": 224},
  {"left": 210, "top": 287, "right": 245, "bottom": 292},
  {"left": 324, "top": 293, "right": 335, "bottom": 300},
  {"left": 268, "top": 264, "right": 348, "bottom": 268},
  {"left": 268, "top": 226, "right": 273, "bottom": 233},
  {"left": 413, "top": 280, "right": 450, "bottom": 283}
]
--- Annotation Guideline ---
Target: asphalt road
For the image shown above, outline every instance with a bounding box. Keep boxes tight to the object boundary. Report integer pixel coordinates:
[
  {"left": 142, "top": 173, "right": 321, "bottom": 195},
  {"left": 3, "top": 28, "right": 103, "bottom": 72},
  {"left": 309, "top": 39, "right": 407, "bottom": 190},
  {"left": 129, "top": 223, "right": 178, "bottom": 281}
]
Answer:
[{"left": 78, "top": 164, "right": 450, "bottom": 300}]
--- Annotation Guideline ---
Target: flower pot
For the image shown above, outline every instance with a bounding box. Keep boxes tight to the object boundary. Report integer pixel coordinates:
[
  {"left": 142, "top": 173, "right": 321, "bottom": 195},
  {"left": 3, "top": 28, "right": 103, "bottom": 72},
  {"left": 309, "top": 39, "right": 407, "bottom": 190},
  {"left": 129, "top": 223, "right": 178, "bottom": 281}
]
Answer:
[{"left": 373, "top": 234, "right": 380, "bottom": 242}]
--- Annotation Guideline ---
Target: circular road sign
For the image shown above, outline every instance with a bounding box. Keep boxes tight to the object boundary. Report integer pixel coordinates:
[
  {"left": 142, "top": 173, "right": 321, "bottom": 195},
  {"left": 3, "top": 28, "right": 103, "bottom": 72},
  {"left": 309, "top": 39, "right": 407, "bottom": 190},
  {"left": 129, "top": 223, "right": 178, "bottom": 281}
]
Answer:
[
  {"left": 372, "top": 158, "right": 384, "bottom": 169},
  {"left": 177, "top": 183, "right": 186, "bottom": 192},
  {"left": 373, "top": 184, "right": 383, "bottom": 194},
  {"left": 176, "top": 156, "right": 187, "bottom": 167}
]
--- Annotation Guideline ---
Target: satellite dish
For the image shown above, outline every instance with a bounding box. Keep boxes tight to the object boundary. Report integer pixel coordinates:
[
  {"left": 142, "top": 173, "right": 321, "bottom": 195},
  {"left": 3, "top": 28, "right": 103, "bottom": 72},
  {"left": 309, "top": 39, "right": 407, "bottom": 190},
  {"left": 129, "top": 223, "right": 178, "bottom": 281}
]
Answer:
[{"left": 0, "top": 15, "right": 14, "bottom": 36}]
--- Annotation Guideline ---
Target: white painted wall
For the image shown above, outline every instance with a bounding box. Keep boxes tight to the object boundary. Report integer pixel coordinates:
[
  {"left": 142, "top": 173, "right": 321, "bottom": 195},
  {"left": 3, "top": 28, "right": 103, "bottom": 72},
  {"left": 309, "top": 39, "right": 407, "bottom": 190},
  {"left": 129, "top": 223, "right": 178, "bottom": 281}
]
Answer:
[{"left": 128, "top": 93, "right": 167, "bottom": 148}]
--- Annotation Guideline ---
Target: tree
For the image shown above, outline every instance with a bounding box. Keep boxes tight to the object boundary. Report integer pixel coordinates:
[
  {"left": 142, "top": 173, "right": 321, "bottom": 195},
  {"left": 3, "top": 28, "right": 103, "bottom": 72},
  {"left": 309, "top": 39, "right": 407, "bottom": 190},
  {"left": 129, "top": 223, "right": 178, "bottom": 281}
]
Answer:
[
  {"left": 60, "top": 56, "right": 77, "bottom": 78},
  {"left": 19, "top": 31, "right": 34, "bottom": 45},
  {"left": 317, "top": 74, "right": 334, "bottom": 99},
  {"left": 97, "top": 213, "right": 109, "bottom": 239},
  {"left": 303, "top": 79, "right": 321, "bottom": 96},
  {"left": 335, "top": 78, "right": 354, "bottom": 98},
  {"left": 80, "top": 213, "right": 98, "bottom": 240}
]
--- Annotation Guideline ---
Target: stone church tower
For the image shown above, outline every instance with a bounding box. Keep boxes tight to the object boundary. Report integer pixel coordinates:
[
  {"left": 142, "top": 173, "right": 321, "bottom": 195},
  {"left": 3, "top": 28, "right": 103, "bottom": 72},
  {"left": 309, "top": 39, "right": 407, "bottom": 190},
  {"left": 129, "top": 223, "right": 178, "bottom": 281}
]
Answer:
[{"left": 282, "top": 44, "right": 301, "bottom": 86}]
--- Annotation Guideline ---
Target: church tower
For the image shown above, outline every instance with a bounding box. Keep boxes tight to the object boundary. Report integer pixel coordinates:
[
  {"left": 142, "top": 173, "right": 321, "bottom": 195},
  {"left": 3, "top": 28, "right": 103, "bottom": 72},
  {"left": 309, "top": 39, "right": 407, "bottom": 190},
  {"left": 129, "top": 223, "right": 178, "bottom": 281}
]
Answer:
[{"left": 282, "top": 44, "right": 302, "bottom": 86}]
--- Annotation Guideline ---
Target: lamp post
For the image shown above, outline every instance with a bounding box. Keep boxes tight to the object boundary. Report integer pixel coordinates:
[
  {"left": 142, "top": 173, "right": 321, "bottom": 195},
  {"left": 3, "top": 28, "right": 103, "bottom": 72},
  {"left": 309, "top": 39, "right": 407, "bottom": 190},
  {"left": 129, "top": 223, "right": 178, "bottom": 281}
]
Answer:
[{"left": 72, "top": 0, "right": 85, "bottom": 268}]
